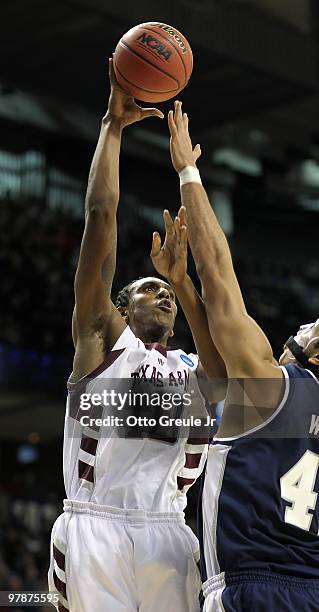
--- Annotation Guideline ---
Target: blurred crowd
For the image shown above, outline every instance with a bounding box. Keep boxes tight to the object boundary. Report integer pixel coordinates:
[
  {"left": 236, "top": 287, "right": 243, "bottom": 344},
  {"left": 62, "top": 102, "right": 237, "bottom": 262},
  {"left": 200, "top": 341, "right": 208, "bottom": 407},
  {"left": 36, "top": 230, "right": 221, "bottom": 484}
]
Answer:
[
  {"left": 234, "top": 254, "right": 319, "bottom": 355},
  {"left": 0, "top": 195, "right": 79, "bottom": 353},
  {"left": 0, "top": 450, "right": 63, "bottom": 611}
]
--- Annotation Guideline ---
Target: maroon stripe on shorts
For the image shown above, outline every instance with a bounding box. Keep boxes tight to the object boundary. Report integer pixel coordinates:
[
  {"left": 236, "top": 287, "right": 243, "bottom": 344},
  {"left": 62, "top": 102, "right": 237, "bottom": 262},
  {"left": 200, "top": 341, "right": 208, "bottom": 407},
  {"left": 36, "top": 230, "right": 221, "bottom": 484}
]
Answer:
[
  {"left": 78, "top": 460, "right": 94, "bottom": 483},
  {"left": 187, "top": 437, "right": 208, "bottom": 445},
  {"left": 184, "top": 452, "right": 202, "bottom": 469},
  {"left": 177, "top": 476, "right": 195, "bottom": 490},
  {"left": 53, "top": 543, "right": 65, "bottom": 571},
  {"left": 80, "top": 435, "right": 98, "bottom": 455},
  {"left": 58, "top": 603, "right": 68, "bottom": 612},
  {"left": 53, "top": 570, "right": 67, "bottom": 600}
]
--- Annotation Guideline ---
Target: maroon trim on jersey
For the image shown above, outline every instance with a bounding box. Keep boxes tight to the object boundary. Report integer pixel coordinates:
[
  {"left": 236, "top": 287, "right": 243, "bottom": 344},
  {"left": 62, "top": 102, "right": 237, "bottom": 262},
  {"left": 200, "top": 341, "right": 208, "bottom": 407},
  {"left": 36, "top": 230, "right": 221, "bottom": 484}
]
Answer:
[
  {"left": 53, "top": 570, "right": 67, "bottom": 600},
  {"left": 58, "top": 603, "right": 68, "bottom": 612},
  {"left": 177, "top": 476, "right": 195, "bottom": 490},
  {"left": 67, "top": 348, "right": 125, "bottom": 392},
  {"left": 78, "top": 460, "right": 94, "bottom": 483},
  {"left": 144, "top": 343, "right": 175, "bottom": 356},
  {"left": 53, "top": 544, "right": 65, "bottom": 571},
  {"left": 185, "top": 452, "right": 203, "bottom": 469},
  {"left": 80, "top": 434, "right": 98, "bottom": 455}
]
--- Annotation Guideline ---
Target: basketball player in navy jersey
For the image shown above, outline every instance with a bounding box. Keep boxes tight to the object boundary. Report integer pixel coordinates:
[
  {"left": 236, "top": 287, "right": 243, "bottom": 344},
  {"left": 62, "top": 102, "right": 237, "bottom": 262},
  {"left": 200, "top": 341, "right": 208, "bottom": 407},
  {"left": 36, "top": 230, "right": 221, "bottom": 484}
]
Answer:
[
  {"left": 48, "top": 64, "right": 226, "bottom": 612},
  {"left": 167, "top": 100, "right": 319, "bottom": 611}
]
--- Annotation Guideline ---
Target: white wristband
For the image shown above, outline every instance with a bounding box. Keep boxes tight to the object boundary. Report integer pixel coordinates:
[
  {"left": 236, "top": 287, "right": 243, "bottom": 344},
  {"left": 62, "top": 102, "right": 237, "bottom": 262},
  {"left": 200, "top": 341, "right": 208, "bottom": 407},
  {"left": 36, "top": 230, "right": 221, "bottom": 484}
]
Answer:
[{"left": 179, "top": 166, "right": 202, "bottom": 187}]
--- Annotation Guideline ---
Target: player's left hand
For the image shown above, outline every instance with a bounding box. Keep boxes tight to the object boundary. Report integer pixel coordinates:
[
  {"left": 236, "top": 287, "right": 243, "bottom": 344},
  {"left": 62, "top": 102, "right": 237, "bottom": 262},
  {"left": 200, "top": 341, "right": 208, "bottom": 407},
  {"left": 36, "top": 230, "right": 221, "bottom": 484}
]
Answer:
[
  {"left": 151, "top": 206, "right": 188, "bottom": 287},
  {"left": 107, "top": 58, "right": 164, "bottom": 126}
]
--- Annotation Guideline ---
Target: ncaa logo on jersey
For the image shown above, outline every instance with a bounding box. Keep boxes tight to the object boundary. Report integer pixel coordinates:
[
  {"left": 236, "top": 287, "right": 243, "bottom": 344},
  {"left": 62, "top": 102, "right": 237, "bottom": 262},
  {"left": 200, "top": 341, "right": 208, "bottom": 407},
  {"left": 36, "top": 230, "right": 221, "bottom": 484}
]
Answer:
[{"left": 180, "top": 354, "right": 194, "bottom": 367}]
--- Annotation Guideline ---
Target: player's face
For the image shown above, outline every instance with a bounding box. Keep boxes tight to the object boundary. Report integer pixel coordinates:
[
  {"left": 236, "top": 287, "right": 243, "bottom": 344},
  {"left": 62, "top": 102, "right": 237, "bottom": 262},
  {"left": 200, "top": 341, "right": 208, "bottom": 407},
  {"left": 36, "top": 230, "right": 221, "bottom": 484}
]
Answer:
[{"left": 128, "top": 277, "right": 177, "bottom": 331}]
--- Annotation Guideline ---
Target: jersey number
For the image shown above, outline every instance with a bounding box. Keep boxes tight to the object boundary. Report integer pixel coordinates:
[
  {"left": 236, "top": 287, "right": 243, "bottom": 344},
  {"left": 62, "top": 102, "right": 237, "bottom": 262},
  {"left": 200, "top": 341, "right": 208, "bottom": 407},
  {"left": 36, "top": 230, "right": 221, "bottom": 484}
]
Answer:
[{"left": 280, "top": 450, "right": 319, "bottom": 531}]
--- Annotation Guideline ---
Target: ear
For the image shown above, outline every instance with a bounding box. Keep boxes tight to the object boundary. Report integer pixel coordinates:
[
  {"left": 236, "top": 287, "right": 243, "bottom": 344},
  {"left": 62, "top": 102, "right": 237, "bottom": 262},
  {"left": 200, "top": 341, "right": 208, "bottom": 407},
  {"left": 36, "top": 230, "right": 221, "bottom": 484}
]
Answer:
[
  {"left": 309, "top": 355, "right": 319, "bottom": 367},
  {"left": 117, "top": 306, "right": 129, "bottom": 323},
  {"left": 169, "top": 328, "right": 174, "bottom": 338}
]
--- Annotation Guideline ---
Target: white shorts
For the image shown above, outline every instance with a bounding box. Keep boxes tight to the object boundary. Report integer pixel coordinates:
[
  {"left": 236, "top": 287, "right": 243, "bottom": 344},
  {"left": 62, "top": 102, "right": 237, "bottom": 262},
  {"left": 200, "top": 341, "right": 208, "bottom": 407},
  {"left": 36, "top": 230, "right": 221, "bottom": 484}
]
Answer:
[
  {"left": 202, "top": 574, "right": 226, "bottom": 611},
  {"left": 48, "top": 500, "right": 201, "bottom": 612}
]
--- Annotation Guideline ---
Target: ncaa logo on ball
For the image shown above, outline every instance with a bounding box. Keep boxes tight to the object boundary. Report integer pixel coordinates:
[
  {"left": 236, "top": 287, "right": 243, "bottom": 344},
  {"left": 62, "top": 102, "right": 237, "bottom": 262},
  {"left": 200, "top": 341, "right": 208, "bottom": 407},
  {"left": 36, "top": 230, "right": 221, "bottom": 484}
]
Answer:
[
  {"left": 180, "top": 355, "right": 194, "bottom": 367},
  {"left": 137, "top": 32, "right": 172, "bottom": 61},
  {"left": 152, "top": 23, "right": 187, "bottom": 54}
]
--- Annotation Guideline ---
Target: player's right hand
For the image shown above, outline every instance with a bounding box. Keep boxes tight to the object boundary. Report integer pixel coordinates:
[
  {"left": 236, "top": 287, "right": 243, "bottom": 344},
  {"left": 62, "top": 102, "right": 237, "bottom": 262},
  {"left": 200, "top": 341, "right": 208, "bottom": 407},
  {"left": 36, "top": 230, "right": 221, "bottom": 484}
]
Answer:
[
  {"left": 106, "top": 58, "right": 164, "bottom": 127},
  {"left": 168, "top": 100, "right": 201, "bottom": 173}
]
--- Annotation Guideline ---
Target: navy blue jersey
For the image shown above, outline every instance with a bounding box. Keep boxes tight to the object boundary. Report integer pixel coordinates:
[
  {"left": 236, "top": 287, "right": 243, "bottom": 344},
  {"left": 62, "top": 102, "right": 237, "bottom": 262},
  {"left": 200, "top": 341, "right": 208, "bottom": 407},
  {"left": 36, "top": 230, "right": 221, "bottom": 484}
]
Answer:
[{"left": 200, "top": 364, "right": 319, "bottom": 584}]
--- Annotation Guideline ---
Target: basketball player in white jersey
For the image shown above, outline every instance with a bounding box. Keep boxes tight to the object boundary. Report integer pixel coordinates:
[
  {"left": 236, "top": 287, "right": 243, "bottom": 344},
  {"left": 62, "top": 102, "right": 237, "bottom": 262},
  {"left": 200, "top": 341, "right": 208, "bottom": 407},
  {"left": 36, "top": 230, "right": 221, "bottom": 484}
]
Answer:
[
  {"left": 167, "top": 101, "right": 319, "bottom": 611},
  {"left": 48, "top": 62, "right": 226, "bottom": 612}
]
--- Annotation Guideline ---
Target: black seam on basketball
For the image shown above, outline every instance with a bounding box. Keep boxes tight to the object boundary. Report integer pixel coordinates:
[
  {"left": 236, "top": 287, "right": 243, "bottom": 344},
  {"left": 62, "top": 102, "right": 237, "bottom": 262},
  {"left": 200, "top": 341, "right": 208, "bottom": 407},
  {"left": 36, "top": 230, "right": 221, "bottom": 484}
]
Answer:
[
  {"left": 119, "top": 40, "right": 180, "bottom": 89},
  {"left": 114, "top": 58, "right": 178, "bottom": 94},
  {"left": 140, "top": 25, "right": 188, "bottom": 86}
]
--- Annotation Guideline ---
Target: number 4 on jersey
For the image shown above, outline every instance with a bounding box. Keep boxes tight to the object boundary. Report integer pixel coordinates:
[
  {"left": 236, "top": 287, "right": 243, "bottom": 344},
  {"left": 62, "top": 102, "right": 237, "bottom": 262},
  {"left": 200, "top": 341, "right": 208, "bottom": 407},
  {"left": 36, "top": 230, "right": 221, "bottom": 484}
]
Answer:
[{"left": 280, "top": 450, "right": 319, "bottom": 532}]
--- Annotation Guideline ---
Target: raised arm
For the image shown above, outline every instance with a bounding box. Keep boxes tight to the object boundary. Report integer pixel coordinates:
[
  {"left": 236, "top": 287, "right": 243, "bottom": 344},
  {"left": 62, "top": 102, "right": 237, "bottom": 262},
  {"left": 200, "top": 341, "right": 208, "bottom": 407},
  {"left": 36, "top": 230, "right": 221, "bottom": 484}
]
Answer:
[
  {"left": 167, "top": 101, "right": 281, "bottom": 383},
  {"left": 72, "top": 60, "right": 163, "bottom": 380},
  {"left": 150, "top": 206, "right": 226, "bottom": 401}
]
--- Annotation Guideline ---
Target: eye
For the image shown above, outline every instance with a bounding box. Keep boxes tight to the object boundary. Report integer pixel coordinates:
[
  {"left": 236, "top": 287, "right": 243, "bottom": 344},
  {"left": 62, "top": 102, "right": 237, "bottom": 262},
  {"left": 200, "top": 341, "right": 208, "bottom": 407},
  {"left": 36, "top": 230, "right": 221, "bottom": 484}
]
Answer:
[{"left": 145, "top": 284, "right": 157, "bottom": 292}]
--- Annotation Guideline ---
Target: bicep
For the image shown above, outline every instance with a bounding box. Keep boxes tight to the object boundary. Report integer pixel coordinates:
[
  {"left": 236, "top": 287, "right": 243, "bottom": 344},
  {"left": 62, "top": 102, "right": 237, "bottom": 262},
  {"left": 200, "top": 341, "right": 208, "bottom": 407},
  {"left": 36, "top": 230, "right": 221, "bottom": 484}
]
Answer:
[{"left": 219, "top": 313, "right": 275, "bottom": 376}]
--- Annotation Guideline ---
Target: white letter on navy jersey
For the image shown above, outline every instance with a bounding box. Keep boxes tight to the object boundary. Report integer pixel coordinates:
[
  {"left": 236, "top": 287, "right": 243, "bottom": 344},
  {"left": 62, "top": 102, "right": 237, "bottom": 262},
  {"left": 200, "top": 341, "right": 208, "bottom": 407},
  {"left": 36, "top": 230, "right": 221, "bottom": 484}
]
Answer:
[
  {"left": 309, "top": 414, "right": 319, "bottom": 436},
  {"left": 280, "top": 450, "right": 319, "bottom": 531}
]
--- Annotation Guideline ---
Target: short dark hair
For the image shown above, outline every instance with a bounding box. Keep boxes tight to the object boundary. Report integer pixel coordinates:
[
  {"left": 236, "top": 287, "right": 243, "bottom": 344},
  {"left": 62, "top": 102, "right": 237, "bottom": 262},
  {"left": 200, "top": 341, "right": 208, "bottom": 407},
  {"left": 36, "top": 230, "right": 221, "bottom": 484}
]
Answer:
[{"left": 115, "top": 279, "right": 140, "bottom": 309}]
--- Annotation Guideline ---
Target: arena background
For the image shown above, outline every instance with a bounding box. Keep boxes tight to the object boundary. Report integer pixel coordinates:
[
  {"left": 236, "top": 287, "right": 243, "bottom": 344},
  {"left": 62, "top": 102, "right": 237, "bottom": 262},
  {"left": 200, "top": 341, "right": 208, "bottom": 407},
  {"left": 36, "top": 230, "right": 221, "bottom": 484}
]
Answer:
[{"left": 1, "top": 0, "right": 319, "bottom": 608}]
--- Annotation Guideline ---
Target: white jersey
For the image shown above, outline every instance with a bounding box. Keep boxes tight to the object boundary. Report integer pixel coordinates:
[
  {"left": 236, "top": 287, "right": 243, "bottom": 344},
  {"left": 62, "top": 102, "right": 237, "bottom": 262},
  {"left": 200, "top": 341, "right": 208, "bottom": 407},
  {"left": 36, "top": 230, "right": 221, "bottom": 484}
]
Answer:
[{"left": 64, "top": 326, "right": 208, "bottom": 512}]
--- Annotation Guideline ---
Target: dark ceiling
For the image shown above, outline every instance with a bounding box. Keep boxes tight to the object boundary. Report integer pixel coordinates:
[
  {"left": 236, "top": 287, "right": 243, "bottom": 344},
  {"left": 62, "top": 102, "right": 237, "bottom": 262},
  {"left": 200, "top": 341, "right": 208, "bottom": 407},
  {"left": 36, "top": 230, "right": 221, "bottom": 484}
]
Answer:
[{"left": 1, "top": 0, "right": 319, "bottom": 172}]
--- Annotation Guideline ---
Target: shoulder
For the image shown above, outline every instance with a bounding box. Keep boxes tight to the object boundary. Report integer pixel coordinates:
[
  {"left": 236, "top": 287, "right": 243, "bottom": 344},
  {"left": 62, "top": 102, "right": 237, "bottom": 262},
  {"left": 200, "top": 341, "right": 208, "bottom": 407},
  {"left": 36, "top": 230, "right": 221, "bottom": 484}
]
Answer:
[{"left": 70, "top": 325, "right": 139, "bottom": 386}]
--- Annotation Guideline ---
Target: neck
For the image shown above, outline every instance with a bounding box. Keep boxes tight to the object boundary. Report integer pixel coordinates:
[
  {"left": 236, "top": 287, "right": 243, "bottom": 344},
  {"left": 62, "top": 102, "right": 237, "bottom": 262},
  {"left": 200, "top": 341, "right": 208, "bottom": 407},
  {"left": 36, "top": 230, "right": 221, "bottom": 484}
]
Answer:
[{"left": 129, "top": 322, "right": 171, "bottom": 346}]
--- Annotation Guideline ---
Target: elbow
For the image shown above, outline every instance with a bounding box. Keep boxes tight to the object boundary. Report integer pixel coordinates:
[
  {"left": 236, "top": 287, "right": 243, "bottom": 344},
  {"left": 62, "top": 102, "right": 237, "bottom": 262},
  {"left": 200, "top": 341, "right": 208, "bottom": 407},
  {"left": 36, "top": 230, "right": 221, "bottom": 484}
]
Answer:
[
  {"left": 86, "top": 190, "right": 119, "bottom": 216},
  {"left": 85, "top": 204, "right": 115, "bottom": 226}
]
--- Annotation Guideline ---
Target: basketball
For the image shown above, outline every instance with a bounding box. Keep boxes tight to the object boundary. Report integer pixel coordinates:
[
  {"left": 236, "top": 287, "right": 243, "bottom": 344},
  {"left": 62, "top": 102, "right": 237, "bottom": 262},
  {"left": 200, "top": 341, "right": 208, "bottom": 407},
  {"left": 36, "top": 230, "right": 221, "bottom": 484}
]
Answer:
[{"left": 113, "top": 22, "right": 193, "bottom": 103}]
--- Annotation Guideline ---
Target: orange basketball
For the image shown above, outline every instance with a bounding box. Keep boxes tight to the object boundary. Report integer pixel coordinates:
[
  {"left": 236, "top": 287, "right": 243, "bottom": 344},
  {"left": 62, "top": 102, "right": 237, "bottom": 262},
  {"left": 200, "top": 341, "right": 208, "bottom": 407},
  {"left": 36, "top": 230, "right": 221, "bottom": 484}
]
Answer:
[{"left": 113, "top": 22, "right": 193, "bottom": 103}]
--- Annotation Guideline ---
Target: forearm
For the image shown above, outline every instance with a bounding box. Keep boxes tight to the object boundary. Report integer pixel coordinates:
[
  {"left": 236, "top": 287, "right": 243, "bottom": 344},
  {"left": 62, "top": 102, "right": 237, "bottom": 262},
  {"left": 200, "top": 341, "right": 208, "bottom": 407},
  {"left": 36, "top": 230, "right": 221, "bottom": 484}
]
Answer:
[
  {"left": 180, "top": 182, "right": 231, "bottom": 280},
  {"left": 85, "top": 114, "right": 123, "bottom": 216},
  {"left": 172, "top": 274, "right": 225, "bottom": 377}
]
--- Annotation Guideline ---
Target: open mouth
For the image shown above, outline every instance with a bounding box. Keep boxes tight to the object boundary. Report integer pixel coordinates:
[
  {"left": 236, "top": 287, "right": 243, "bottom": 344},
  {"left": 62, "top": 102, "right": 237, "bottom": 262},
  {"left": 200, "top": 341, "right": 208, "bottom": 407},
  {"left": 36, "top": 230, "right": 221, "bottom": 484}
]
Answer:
[{"left": 157, "top": 299, "right": 172, "bottom": 312}]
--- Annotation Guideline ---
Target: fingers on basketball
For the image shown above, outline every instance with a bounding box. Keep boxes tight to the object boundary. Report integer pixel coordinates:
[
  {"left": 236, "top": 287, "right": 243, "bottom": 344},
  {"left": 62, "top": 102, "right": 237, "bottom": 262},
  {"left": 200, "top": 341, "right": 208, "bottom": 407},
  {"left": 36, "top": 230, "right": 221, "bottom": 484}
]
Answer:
[
  {"left": 109, "top": 57, "right": 117, "bottom": 85},
  {"left": 140, "top": 107, "right": 164, "bottom": 120}
]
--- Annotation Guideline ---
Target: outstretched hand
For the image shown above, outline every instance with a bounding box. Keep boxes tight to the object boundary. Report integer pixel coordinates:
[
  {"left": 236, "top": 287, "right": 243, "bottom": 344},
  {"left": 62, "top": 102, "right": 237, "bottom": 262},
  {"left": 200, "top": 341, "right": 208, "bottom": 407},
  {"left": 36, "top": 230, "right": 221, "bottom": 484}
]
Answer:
[
  {"left": 168, "top": 100, "right": 201, "bottom": 172},
  {"left": 107, "top": 58, "right": 164, "bottom": 127},
  {"left": 151, "top": 206, "right": 188, "bottom": 286}
]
